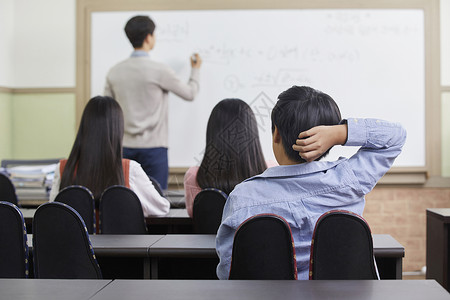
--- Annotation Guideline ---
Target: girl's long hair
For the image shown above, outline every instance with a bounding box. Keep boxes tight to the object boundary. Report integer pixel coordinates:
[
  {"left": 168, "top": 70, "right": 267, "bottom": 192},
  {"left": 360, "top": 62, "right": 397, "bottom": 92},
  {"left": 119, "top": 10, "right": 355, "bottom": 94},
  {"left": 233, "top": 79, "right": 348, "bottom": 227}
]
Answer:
[
  {"left": 196, "top": 99, "right": 267, "bottom": 195},
  {"left": 60, "top": 96, "right": 125, "bottom": 199}
]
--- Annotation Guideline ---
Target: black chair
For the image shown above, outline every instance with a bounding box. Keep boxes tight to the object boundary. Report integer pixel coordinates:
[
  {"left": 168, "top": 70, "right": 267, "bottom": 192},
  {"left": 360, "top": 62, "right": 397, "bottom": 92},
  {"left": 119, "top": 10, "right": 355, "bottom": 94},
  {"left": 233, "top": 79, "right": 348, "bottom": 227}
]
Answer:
[
  {"left": 229, "top": 214, "right": 297, "bottom": 280},
  {"left": 0, "top": 201, "right": 29, "bottom": 278},
  {"left": 0, "top": 173, "right": 18, "bottom": 206},
  {"left": 193, "top": 188, "right": 228, "bottom": 234},
  {"left": 309, "top": 210, "right": 379, "bottom": 280},
  {"left": 148, "top": 175, "right": 164, "bottom": 197},
  {"left": 99, "top": 185, "right": 147, "bottom": 234},
  {"left": 33, "top": 202, "right": 102, "bottom": 279},
  {"left": 54, "top": 185, "right": 96, "bottom": 234}
]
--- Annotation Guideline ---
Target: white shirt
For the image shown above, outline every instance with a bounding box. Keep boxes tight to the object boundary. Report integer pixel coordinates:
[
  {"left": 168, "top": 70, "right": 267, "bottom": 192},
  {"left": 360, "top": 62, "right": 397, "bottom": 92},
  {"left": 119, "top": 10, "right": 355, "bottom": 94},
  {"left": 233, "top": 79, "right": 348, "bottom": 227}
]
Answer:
[{"left": 49, "top": 160, "right": 170, "bottom": 217}]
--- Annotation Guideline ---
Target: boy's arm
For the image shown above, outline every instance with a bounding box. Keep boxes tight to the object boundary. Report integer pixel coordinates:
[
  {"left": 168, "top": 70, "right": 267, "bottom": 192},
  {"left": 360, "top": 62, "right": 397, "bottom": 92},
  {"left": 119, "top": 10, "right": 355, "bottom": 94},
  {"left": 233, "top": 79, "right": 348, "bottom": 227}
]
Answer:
[
  {"left": 215, "top": 196, "right": 237, "bottom": 280},
  {"left": 293, "top": 119, "right": 407, "bottom": 194}
]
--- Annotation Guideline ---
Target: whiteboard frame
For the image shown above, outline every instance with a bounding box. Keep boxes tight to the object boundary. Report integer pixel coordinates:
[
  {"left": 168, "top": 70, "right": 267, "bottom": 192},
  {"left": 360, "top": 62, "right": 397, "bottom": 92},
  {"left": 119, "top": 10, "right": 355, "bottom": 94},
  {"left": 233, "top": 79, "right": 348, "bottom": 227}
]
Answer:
[{"left": 76, "top": 0, "right": 441, "bottom": 182}]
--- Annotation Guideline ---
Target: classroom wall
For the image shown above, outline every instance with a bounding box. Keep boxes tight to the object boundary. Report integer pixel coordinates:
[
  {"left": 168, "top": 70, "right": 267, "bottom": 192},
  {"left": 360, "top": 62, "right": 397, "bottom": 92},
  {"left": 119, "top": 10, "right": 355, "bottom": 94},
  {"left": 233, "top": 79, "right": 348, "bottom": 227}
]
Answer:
[
  {"left": 10, "top": 93, "right": 76, "bottom": 160},
  {"left": 0, "top": 0, "right": 14, "bottom": 86},
  {"left": 442, "top": 0, "right": 450, "bottom": 85},
  {"left": 11, "top": 0, "right": 75, "bottom": 88},
  {"left": 365, "top": 187, "right": 450, "bottom": 272},
  {"left": 0, "top": 0, "right": 76, "bottom": 162},
  {"left": 0, "top": 92, "right": 12, "bottom": 160},
  {"left": 443, "top": 93, "right": 450, "bottom": 177}
]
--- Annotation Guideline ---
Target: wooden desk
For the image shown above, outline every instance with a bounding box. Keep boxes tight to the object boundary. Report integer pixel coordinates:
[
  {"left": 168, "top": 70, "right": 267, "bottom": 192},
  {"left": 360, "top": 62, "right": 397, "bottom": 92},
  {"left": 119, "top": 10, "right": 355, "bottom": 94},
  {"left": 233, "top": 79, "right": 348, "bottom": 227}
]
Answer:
[
  {"left": 90, "top": 280, "right": 449, "bottom": 300},
  {"left": 0, "top": 279, "right": 112, "bottom": 300},
  {"left": 148, "top": 234, "right": 404, "bottom": 279},
  {"left": 426, "top": 208, "right": 450, "bottom": 291}
]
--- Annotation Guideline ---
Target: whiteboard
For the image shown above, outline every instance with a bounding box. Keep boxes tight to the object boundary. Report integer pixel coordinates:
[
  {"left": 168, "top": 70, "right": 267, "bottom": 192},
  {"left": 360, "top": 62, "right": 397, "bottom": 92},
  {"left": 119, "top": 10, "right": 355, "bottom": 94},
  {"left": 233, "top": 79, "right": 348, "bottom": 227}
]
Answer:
[{"left": 91, "top": 9, "right": 425, "bottom": 168}]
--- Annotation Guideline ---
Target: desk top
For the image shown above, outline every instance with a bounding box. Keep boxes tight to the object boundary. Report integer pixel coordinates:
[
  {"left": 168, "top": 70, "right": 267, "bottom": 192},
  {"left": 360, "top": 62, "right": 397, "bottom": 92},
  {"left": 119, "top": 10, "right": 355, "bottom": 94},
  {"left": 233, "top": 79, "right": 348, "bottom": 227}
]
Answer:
[
  {"left": 165, "top": 191, "right": 186, "bottom": 208},
  {"left": 0, "top": 279, "right": 111, "bottom": 300},
  {"left": 148, "top": 234, "right": 404, "bottom": 258},
  {"left": 21, "top": 207, "right": 192, "bottom": 225},
  {"left": 89, "top": 234, "right": 164, "bottom": 257},
  {"left": 25, "top": 231, "right": 403, "bottom": 259},
  {"left": 145, "top": 208, "right": 191, "bottom": 225},
  {"left": 90, "top": 280, "right": 449, "bottom": 300},
  {"left": 149, "top": 234, "right": 215, "bottom": 257},
  {"left": 427, "top": 208, "right": 450, "bottom": 222},
  {"left": 26, "top": 234, "right": 165, "bottom": 257},
  {"left": 372, "top": 234, "right": 405, "bottom": 257}
]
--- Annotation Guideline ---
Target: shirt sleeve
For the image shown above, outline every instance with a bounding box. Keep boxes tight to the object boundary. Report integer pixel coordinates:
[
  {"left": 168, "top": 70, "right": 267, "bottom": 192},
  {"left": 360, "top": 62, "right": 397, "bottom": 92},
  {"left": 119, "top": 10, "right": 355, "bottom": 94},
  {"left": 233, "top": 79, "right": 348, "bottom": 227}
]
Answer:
[
  {"left": 128, "top": 160, "right": 170, "bottom": 217},
  {"left": 159, "top": 66, "right": 199, "bottom": 101},
  {"left": 215, "top": 195, "right": 239, "bottom": 280},
  {"left": 345, "top": 118, "right": 407, "bottom": 194},
  {"left": 183, "top": 166, "right": 202, "bottom": 218},
  {"left": 104, "top": 77, "right": 115, "bottom": 98},
  {"left": 48, "top": 162, "right": 61, "bottom": 202}
]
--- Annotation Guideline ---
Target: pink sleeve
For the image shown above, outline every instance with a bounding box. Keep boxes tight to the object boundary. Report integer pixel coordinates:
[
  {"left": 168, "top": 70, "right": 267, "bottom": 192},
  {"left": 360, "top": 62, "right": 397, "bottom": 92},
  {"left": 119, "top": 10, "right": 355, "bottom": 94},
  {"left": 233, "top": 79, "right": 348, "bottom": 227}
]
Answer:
[{"left": 183, "top": 166, "right": 202, "bottom": 218}]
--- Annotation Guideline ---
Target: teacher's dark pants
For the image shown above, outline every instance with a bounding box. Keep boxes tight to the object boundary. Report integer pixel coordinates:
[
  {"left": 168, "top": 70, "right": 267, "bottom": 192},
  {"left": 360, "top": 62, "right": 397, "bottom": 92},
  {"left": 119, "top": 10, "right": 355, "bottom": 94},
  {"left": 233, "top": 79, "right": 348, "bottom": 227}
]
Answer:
[{"left": 123, "top": 147, "right": 168, "bottom": 191}]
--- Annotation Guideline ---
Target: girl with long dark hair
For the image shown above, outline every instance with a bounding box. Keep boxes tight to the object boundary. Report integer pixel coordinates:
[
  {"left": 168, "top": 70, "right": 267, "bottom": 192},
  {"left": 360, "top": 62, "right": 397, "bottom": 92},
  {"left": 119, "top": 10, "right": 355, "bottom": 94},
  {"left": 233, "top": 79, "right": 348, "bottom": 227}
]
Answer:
[
  {"left": 183, "top": 98, "right": 275, "bottom": 217},
  {"left": 49, "top": 96, "right": 169, "bottom": 217}
]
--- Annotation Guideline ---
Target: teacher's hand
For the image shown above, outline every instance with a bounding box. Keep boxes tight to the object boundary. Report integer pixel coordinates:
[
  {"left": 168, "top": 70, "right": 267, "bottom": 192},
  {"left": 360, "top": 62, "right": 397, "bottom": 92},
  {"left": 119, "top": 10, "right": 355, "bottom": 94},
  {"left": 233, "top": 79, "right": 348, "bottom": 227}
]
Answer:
[{"left": 191, "top": 53, "right": 202, "bottom": 68}]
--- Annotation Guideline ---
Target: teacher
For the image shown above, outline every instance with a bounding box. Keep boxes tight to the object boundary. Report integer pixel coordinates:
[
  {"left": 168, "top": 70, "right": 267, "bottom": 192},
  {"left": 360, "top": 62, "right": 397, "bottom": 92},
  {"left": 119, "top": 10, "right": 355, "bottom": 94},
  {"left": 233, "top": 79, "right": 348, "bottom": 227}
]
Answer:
[{"left": 104, "top": 15, "right": 202, "bottom": 191}]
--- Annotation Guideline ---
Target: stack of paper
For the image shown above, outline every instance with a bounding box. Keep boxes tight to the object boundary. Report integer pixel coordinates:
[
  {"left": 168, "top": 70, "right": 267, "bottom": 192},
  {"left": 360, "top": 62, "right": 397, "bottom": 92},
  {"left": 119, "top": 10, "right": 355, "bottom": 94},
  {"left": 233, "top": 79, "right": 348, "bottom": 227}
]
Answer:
[{"left": 8, "top": 164, "right": 57, "bottom": 200}]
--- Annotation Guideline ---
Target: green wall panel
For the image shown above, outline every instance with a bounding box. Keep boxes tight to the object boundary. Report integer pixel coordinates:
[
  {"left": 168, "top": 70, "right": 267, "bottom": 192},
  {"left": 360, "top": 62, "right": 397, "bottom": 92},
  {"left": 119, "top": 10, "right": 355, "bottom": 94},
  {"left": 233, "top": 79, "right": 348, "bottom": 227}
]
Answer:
[
  {"left": 11, "top": 93, "right": 76, "bottom": 160},
  {"left": 0, "top": 92, "right": 12, "bottom": 161}
]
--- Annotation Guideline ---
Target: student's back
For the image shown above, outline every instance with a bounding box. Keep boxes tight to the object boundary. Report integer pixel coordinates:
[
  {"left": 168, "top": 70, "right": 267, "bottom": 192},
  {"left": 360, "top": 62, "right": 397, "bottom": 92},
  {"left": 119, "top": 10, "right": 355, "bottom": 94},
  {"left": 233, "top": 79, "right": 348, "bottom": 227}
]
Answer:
[{"left": 215, "top": 86, "right": 406, "bottom": 280}]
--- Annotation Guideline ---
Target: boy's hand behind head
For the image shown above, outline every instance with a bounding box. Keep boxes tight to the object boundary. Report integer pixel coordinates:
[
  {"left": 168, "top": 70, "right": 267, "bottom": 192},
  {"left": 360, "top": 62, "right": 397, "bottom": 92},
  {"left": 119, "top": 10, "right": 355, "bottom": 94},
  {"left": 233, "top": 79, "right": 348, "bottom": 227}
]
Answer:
[{"left": 292, "top": 124, "right": 348, "bottom": 162}]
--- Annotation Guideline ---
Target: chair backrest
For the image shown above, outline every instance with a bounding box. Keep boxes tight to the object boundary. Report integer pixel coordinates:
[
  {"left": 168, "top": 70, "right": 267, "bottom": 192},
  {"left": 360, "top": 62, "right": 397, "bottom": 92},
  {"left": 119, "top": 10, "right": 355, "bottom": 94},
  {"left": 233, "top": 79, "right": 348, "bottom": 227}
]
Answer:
[
  {"left": 0, "top": 201, "right": 29, "bottom": 278},
  {"left": 148, "top": 175, "right": 164, "bottom": 197},
  {"left": 33, "top": 202, "right": 102, "bottom": 279},
  {"left": 309, "top": 210, "right": 379, "bottom": 280},
  {"left": 229, "top": 214, "right": 297, "bottom": 280},
  {"left": 193, "top": 188, "right": 227, "bottom": 234},
  {"left": 99, "top": 185, "right": 147, "bottom": 234},
  {"left": 54, "top": 185, "right": 96, "bottom": 234},
  {"left": 0, "top": 173, "right": 18, "bottom": 206}
]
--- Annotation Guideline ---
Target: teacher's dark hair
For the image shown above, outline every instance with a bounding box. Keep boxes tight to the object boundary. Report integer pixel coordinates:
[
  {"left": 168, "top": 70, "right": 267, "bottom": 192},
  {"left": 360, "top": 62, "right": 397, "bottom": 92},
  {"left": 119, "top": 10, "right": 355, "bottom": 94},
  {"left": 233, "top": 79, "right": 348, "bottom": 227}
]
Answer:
[
  {"left": 196, "top": 99, "right": 267, "bottom": 195},
  {"left": 124, "top": 15, "right": 156, "bottom": 48},
  {"left": 271, "top": 86, "right": 342, "bottom": 163},
  {"left": 60, "top": 96, "right": 125, "bottom": 199}
]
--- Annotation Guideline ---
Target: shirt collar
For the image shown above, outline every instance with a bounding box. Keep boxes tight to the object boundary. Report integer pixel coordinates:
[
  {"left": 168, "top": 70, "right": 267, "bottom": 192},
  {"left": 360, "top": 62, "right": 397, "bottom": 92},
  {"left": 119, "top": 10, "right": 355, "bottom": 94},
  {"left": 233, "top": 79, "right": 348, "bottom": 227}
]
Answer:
[
  {"left": 251, "top": 158, "right": 346, "bottom": 179},
  {"left": 131, "top": 50, "right": 149, "bottom": 57}
]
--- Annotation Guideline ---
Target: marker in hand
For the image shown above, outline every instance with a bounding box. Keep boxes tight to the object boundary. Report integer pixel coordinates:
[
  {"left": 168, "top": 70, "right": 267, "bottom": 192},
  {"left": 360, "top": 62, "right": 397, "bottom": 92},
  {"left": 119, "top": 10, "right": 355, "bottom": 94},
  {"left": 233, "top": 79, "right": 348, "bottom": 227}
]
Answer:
[{"left": 191, "top": 53, "right": 202, "bottom": 68}]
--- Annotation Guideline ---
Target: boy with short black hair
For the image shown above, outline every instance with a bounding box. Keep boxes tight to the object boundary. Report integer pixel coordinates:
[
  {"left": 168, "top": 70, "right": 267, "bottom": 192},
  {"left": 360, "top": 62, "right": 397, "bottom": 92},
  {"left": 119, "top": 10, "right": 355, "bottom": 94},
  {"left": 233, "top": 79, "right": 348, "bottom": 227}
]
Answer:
[{"left": 216, "top": 85, "right": 406, "bottom": 280}]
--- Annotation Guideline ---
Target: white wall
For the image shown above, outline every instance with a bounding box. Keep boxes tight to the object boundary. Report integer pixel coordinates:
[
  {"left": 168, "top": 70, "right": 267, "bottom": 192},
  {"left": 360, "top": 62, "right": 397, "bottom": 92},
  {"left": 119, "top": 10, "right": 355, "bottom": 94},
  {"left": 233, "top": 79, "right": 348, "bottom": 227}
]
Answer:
[
  {"left": 0, "top": 0, "right": 15, "bottom": 87},
  {"left": 12, "top": 0, "right": 76, "bottom": 88},
  {"left": 442, "top": 0, "right": 450, "bottom": 85}
]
